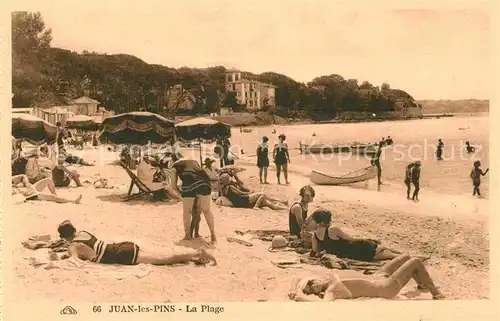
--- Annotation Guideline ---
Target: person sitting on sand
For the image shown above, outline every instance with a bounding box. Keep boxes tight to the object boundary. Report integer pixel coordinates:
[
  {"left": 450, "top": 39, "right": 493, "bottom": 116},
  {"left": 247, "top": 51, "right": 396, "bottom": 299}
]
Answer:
[
  {"left": 289, "top": 185, "right": 315, "bottom": 242},
  {"left": 310, "top": 210, "right": 403, "bottom": 261},
  {"left": 202, "top": 158, "right": 220, "bottom": 199},
  {"left": 39, "top": 145, "right": 83, "bottom": 188},
  {"left": 218, "top": 172, "right": 287, "bottom": 210},
  {"left": 288, "top": 253, "right": 444, "bottom": 301},
  {"left": 471, "top": 160, "right": 489, "bottom": 197},
  {"left": 12, "top": 174, "right": 82, "bottom": 204},
  {"left": 57, "top": 221, "right": 216, "bottom": 266},
  {"left": 137, "top": 155, "right": 181, "bottom": 201},
  {"left": 385, "top": 136, "right": 393, "bottom": 146}
]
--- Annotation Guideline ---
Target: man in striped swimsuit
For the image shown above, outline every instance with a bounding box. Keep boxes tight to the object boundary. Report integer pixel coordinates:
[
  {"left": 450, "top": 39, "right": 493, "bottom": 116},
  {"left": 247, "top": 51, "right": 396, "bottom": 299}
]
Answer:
[{"left": 57, "top": 221, "right": 216, "bottom": 266}]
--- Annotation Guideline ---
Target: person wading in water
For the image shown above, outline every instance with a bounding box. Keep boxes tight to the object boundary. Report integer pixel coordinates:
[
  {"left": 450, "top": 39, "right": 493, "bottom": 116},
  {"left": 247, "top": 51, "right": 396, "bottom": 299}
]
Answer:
[{"left": 404, "top": 160, "right": 421, "bottom": 201}]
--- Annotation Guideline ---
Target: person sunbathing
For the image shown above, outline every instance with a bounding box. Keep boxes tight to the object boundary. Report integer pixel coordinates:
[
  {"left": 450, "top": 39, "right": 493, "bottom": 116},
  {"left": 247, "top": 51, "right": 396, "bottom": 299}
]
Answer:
[
  {"left": 311, "top": 210, "right": 403, "bottom": 261},
  {"left": 57, "top": 221, "right": 216, "bottom": 266},
  {"left": 218, "top": 172, "right": 287, "bottom": 210},
  {"left": 288, "top": 253, "right": 444, "bottom": 301},
  {"left": 59, "top": 148, "right": 94, "bottom": 166},
  {"left": 39, "top": 145, "right": 83, "bottom": 187},
  {"left": 137, "top": 155, "right": 181, "bottom": 201},
  {"left": 12, "top": 174, "right": 82, "bottom": 204}
]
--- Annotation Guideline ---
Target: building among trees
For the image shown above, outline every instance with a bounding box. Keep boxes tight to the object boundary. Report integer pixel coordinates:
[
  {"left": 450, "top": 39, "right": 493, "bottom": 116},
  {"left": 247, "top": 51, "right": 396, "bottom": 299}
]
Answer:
[{"left": 225, "top": 70, "right": 276, "bottom": 110}]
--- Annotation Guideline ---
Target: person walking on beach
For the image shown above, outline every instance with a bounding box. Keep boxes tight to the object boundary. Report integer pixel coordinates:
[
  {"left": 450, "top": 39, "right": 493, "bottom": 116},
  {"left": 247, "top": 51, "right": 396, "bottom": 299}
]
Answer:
[
  {"left": 470, "top": 160, "right": 489, "bottom": 197},
  {"left": 370, "top": 142, "right": 383, "bottom": 185},
  {"left": 273, "top": 134, "right": 290, "bottom": 184},
  {"left": 257, "top": 136, "right": 270, "bottom": 184},
  {"left": 436, "top": 139, "right": 444, "bottom": 160},
  {"left": 169, "top": 153, "right": 217, "bottom": 243},
  {"left": 404, "top": 160, "right": 421, "bottom": 201},
  {"left": 57, "top": 221, "right": 216, "bottom": 266}
]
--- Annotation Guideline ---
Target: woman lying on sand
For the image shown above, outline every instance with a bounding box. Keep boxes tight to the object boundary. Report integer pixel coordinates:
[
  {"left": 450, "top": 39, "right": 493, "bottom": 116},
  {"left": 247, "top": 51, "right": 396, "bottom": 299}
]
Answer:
[
  {"left": 311, "top": 210, "right": 403, "bottom": 261},
  {"left": 288, "top": 253, "right": 444, "bottom": 301},
  {"left": 218, "top": 172, "right": 288, "bottom": 210},
  {"left": 12, "top": 174, "right": 82, "bottom": 204},
  {"left": 57, "top": 221, "right": 217, "bottom": 266}
]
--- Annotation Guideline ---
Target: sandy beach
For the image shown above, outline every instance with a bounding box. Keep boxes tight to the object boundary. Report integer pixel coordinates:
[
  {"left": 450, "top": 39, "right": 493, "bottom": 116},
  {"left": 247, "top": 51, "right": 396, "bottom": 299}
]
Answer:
[{"left": 7, "top": 115, "right": 489, "bottom": 306}]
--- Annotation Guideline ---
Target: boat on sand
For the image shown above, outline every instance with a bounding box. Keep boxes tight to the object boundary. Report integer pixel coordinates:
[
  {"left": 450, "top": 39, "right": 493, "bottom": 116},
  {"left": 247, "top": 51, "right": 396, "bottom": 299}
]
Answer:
[{"left": 310, "top": 166, "right": 377, "bottom": 185}]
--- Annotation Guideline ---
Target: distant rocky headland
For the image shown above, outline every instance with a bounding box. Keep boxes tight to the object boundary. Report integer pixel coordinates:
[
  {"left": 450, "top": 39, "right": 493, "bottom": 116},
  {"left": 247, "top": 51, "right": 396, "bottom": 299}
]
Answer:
[{"left": 417, "top": 99, "right": 489, "bottom": 114}]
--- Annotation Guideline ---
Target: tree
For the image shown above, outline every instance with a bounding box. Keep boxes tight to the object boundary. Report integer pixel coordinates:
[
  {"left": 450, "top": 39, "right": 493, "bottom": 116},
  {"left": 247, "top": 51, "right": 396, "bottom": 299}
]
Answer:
[
  {"left": 222, "top": 92, "right": 238, "bottom": 108},
  {"left": 12, "top": 12, "right": 52, "bottom": 56}
]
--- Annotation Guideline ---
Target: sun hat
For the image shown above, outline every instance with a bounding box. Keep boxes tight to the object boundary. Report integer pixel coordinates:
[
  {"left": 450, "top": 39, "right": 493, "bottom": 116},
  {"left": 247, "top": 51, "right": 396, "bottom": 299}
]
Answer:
[{"left": 268, "top": 235, "right": 289, "bottom": 252}]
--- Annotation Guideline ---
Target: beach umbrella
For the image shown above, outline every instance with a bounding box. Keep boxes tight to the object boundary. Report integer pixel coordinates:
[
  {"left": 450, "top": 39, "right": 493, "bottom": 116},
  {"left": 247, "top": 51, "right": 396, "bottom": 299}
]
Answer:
[
  {"left": 98, "top": 111, "right": 176, "bottom": 145},
  {"left": 65, "top": 115, "right": 99, "bottom": 130},
  {"left": 175, "top": 117, "right": 232, "bottom": 164},
  {"left": 12, "top": 113, "right": 58, "bottom": 145}
]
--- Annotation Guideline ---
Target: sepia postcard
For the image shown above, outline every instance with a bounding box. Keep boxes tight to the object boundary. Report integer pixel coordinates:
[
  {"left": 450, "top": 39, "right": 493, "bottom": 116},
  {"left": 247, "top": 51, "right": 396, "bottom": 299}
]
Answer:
[{"left": 0, "top": 0, "right": 498, "bottom": 320}]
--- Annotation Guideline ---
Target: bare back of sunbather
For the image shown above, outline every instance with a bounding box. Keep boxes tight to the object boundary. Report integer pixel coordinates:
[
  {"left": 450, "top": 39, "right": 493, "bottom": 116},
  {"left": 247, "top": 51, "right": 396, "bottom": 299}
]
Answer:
[{"left": 290, "top": 254, "right": 444, "bottom": 301}]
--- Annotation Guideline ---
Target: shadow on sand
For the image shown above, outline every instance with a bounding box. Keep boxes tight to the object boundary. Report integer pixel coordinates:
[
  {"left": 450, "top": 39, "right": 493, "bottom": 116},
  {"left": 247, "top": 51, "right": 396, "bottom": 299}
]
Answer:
[
  {"left": 175, "top": 238, "right": 216, "bottom": 250},
  {"left": 96, "top": 193, "right": 180, "bottom": 207}
]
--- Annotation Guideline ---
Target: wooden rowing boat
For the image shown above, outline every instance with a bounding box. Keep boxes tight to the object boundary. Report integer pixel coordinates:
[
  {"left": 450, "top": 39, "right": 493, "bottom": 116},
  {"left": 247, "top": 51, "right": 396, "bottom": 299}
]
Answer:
[
  {"left": 307, "top": 144, "right": 351, "bottom": 154},
  {"left": 302, "top": 142, "right": 377, "bottom": 155},
  {"left": 310, "top": 166, "right": 377, "bottom": 185}
]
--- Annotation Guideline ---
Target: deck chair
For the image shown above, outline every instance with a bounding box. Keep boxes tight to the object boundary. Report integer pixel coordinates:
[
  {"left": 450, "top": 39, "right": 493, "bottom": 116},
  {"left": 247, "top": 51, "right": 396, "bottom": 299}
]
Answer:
[{"left": 119, "top": 161, "right": 164, "bottom": 201}]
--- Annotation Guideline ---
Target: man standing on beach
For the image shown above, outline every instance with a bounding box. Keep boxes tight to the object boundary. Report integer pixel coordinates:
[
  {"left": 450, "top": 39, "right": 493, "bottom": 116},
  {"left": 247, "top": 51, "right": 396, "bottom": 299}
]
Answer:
[
  {"left": 371, "top": 142, "right": 383, "bottom": 186},
  {"left": 404, "top": 160, "right": 421, "bottom": 201}
]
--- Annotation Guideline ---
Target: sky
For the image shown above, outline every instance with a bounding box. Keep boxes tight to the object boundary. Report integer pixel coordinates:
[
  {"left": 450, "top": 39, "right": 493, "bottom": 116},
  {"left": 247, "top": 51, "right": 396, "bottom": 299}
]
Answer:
[{"left": 8, "top": 0, "right": 491, "bottom": 100}]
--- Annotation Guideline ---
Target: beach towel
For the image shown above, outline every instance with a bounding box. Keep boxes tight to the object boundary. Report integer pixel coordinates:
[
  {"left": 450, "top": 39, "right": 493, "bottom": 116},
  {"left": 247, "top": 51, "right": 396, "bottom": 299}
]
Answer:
[
  {"left": 299, "top": 254, "right": 383, "bottom": 274},
  {"left": 22, "top": 236, "right": 69, "bottom": 252},
  {"left": 44, "top": 259, "right": 153, "bottom": 280}
]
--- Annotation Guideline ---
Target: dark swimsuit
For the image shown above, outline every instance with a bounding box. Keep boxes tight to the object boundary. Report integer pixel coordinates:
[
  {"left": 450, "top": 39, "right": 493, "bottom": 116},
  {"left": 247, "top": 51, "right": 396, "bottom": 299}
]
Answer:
[
  {"left": 289, "top": 202, "right": 307, "bottom": 237},
  {"left": 274, "top": 145, "right": 288, "bottom": 166},
  {"left": 257, "top": 145, "right": 269, "bottom": 168},
  {"left": 173, "top": 159, "right": 211, "bottom": 198},
  {"left": 72, "top": 231, "right": 139, "bottom": 265},
  {"left": 315, "top": 230, "right": 378, "bottom": 261},
  {"left": 224, "top": 183, "right": 250, "bottom": 208}
]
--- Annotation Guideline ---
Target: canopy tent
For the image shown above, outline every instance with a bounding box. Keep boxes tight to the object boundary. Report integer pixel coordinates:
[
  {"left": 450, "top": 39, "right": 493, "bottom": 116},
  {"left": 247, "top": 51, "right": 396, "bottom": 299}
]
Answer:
[
  {"left": 65, "top": 114, "right": 99, "bottom": 130},
  {"left": 12, "top": 113, "right": 58, "bottom": 145},
  {"left": 98, "top": 111, "right": 176, "bottom": 145}
]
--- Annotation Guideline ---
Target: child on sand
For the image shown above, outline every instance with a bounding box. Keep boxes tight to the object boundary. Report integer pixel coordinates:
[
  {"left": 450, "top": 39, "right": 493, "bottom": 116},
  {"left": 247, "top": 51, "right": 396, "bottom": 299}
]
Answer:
[{"left": 470, "top": 160, "right": 489, "bottom": 197}]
